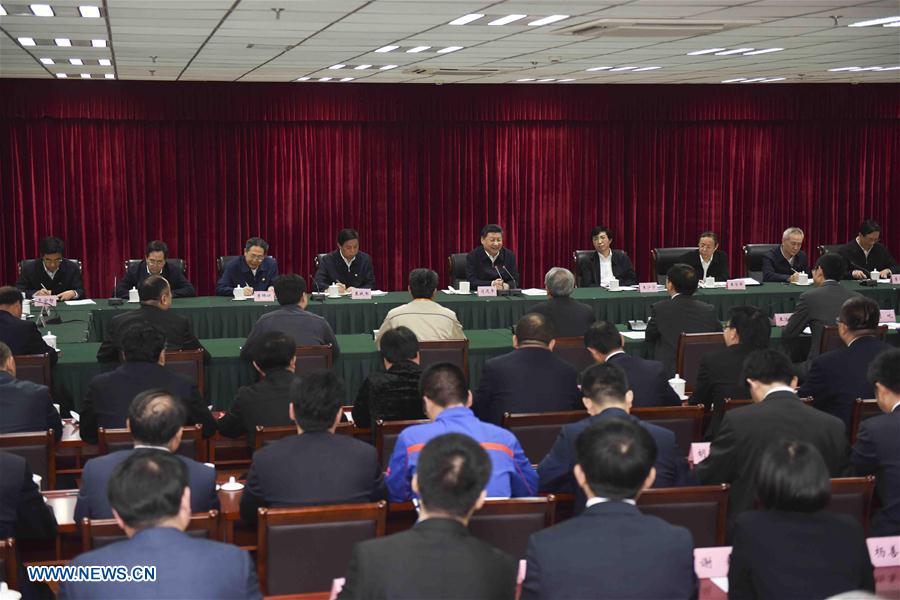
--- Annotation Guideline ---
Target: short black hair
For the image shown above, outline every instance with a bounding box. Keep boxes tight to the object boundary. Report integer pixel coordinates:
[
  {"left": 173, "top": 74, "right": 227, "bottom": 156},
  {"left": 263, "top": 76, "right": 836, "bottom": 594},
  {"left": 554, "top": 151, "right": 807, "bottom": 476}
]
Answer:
[
  {"left": 741, "top": 349, "right": 795, "bottom": 386},
  {"left": 274, "top": 274, "right": 307, "bottom": 305},
  {"left": 726, "top": 306, "right": 771, "bottom": 350},
  {"left": 480, "top": 224, "right": 502, "bottom": 238},
  {"left": 417, "top": 433, "right": 491, "bottom": 518},
  {"left": 39, "top": 236, "right": 65, "bottom": 256},
  {"left": 337, "top": 229, "right": 359, "bottom": 246},
  {"left": 0, "top": 341, "right": 11, "bottom": 365},
  {"left": 699, "top": 231, "right": 719, "bottom": 245},
  {"left": 756, "top": 440, "right": 831, "bottom": 513},
  {"left": 868, "top": 348, "right": 900, "bottom": 395},
  {"left": 409, "top": 268, "right": 439, "bottom": 299},
  {"left": 583, "top": 321, "right": 622, "bottom": 354},
  {"left": 245, "top": 237, "right": 269, "bottom": 252},
  {"left": 108, "top": 450, "right": 188, "bottom": 529},
  {"left": 138, "top": 274, "right": 170, "bottom": 302},
  {"left": 580, "top": 363, "right": 629, "bottom": 405},
  {"left": 666, "top": 263, "right": 699, "bottom": 295},
  {"left": 145, "top": 240, "right": 168, "bottom": 257},
  {"left": 290, "top": 370, "right": 345, "bottom": 432},
  {"left": 380, "top": 327, "right": 419, "bottom": 363},
  {"left": 575, "top": 418, "right": 657, "bottom": 500},
  {"left": 420, "top": 363, "right": 468, "bottom": 407},
  {"left": 515, "top": 313, "right": 555, "bottom": 344},
  {"left": 120, "top": 322, "right": 166, "bottom": 363},
  {"left": 590, "top": 226, "right": 613, "bottom": 240},
  {"left": 0, "top": 286, "right": 23, "bottom": 306},
  {"left": 252, "top": 331, "right": 296, "bottom": 371},
  {"left": 859, "top": 219, "right": 881, "bottom": 236},
  {"left": 128, "top": 390, "right": 186, "bottom": 446},
  {"left": 815, "top": 253, "right": 846, "bottom": 281},
  {"left": 839, "top": 296, "right": 880, "bottom": 331}
]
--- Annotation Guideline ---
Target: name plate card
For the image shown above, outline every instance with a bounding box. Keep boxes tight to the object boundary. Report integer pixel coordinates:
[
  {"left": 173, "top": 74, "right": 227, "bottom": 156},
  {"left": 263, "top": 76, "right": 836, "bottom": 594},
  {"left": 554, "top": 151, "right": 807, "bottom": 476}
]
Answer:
[
  {"left": 477, "top": 286, "right": 497, "bottom": 297},
  {"left": 638, "top": 282, "right": 658, "bottom": 294},
  {"left": 726, "top": 279, "right": 746, "bottom": 291},
  {"left": 881, "top": 310, "right": 897, "bottom": 323},
  {"left": 328, "top": 578, "right": 345, "bottom": 600},
  {"left": 892, "top": 274, "right": 900, "bottom": 285},
  {"left": 351, "top": 288, "right": 372, "bottom": 300},
  {"left": 694, "top": 547, "right": 732, "bottom": 579},
  {"left": 32, "top": 295, "right": 58, "bottom": 307},
  {"left": 689, "top": 442, "right": 711, "bottom": 465},
  {"left": 773, "top": 313, "right": 793, "bottom": 327},
  {"left": 252, "top": 291, "right": 275, "bottom": 303},
  {"left": 866, "top": 536, "right": 900, "bottom": 567}
]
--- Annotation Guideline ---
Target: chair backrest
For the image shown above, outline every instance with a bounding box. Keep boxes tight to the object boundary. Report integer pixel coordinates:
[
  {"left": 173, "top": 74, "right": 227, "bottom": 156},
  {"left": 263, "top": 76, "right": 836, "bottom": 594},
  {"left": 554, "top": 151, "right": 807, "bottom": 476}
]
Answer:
[
  {"left": 254, "top": 424, "right": 357, "bottom": 452},
  {"left": 418, "top": 339, "right": 469, "bottom": 380},
  {"left": 19, "top": 258, "right": 82, "bottom": 277},
  {"left": 98, "top": 425, "right": 206, "bottom": 462},
  {"left": 314, "top": 253, "right": 328, "bottom": 272},
  {"left": 374, "top": 419, "right": 428, "bottom": 471},
  {"left": 675, "top": 332, "right": 726, "bottom": 393},
  {"left": 0, "top": 538, "right": 17, "bottom": 589},
  {"left": 0, "top": 430, "right": 55, "bottom": 489},
  {"left": 572, "top": 250, "right": 594, "bottom": 286},
  {"left": 294, "top": 345, "right": 333, "bottom": 373},
  {"left": 501, "top": 411, "right": 587, "bottom": 465},
  {"left": 12, "top": 353, "right": 52, "bottom": 387},
  {"left": 124, "top": 258, "right": 187, "bottom": 276},
  {"left": 552, "top": 336, "right": 595, "bottom": 372},
  {"left": 257, "top": 502, "right": 387, "bottom": 595},
  {"left": 447, "top": 253, "right": 468, "bottom": 287},
  {"left": 217, "top": 256, "right": 238, "bottom": 277},
  {"left": 820, "top": 325, "right": 886, "bottom": 355},
  {"left": 81, "top": 511, "right": 219, "bottom": 551},
  {"left": 828, "top": 476, "right": 875, "bottom": 535},
  {"left": 817, "top": 244, "right": 843, "bottom": 259},
  {"left": 631, "top": 405, "right": 705, "bottom": 450},
  {"left": 651, "top": 247, "right": 696, "bottom": 284},
  {"left": 164, "top": 348, "right": 206, "bottom": 397},
  {"left": 637, "top": 484, "right": 730, "bottom": 546},
  {"left": 724, "top": 397, "right": 813, "bottom": 413},
  {"left": 468, "top": 496, "right": 556, "bottom": 559},
  {"left": 742, "top": 244, "right": 779, "bottom": 282},
  {"left": 849, "top": 399, "right": 881, "bottom": 445}
]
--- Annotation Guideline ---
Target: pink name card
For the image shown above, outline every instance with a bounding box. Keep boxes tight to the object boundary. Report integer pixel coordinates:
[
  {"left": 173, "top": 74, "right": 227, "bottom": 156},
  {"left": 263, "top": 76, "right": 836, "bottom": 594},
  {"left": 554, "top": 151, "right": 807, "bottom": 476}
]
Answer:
[
  {"left": 773, "top": 313, "right": 793, "bottom": 327},
  {"left": 518, "top": 559, "right": 527, "bottom": 584},
  {"left": 638, "top": 282, "right": 658, "bottom": 293},
  {"left": 892, "top": 274, "right": 900, "bottom": 285},
  {"left": 694, "top": 547, "right": 732, "bottom": 579},
  {"left": 477, "top": 286, "right": 497, "bottom": 297},
  {"left": 252, "top": 291, "right": 275, "bottom": 302},
  {"left": 351, "top": 288, "right": 372, "bottom": 300},
  {"left": 880, "top": 310, "right": 896, "bottom": 323},
  {"left": 690, "top": 442, "right": 711, "bottom": 465},
  {"left": 867, "top": 536, "right": 900, "bottom": 567},
  {"left": 32, "top": 295, "right": 58, "bottom": 307},
  {"left": 328, "top": 577, "right": 345, "bottom": 600},
  {"left": 726, "top": 279, "right": 746, "bottom": 290}
]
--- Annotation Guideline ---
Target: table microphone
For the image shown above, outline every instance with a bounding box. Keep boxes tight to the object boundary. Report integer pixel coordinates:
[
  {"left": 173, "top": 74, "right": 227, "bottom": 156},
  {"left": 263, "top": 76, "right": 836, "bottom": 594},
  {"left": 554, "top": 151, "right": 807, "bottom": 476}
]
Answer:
[{"left": 109, "top": 275, "right": 123, "bottom": 305}]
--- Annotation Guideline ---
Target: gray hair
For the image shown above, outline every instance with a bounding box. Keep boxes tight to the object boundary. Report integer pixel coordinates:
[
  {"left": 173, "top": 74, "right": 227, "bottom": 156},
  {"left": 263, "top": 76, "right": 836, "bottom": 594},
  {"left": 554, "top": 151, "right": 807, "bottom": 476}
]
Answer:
[
  {"left": 544, "top": 268, "right": 575, "bottom": 297},
  {"left": 782, "top": 227, "right": 804, "bottom": 240}
]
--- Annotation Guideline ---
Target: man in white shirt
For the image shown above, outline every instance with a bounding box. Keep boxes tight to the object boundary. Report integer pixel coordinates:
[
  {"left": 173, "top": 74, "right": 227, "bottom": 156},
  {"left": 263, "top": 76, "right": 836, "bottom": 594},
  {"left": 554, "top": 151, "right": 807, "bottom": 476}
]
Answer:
[
  {"left": 577, "top": 226, "right": 637, "bottom": 286},
  {"left": 375, "top": 268, "right": 465, "bottom": 347},
  {"left": 677, "top": 231, "right": 730, "bottom": 281}
]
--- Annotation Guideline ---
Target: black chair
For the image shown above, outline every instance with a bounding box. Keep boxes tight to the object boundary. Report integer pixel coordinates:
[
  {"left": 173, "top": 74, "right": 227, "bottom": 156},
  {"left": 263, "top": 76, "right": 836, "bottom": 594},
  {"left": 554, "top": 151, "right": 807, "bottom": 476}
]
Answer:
[
  {"left": 12, "top": 353, "right": 52, "bottom": 388},
  {"left": 742, "top": 244, "right": 779, "bottom": 282},
  {"left": 294, "top": 345, "right": 333, "bottom": 373},
  {"left": 631, "top": 406, "right": 705, "bottom": 450},
  {"left": 418, "top": 340, "right": 469, "bottom": 380},
  {"left": 18, "top": 258, "right": 83, "bottom": 278},
  {"left": 469, "top": 497, "right": 557, "bottom": 559},
  {"left": 828, "top": 477, "right": 875, "bottom": 535},
  {"left": 552, "top": 336, "right": 595, "bottom": 372},
  {"left": 817, "top": 244, "right": 844, "bottom": 258},
  {"left": 82, "top": 511, "right": 219, "bottom": 550},
  {"left": 849, "top": 399, "right": 881, "bottom": 445},
  {"left": 124, "top": 258, "right": 187, "bottom": 276},
  {"left": 675, "top": 332, "right": 726, "bottom": 394},
  {"left": 637, "top": 484, "right": 730, "bottom": 546},
  {"left": 819, "top": 324, "right": 886, "bottom": 355},
  {"left": 374, "top": 419, "right": 428, "bottom": 471},
  {"left": 0, "top": 430, "right": 56, "bottom": 489},
  {"left": 501, "top": 410, "right": 587, "bottom": 465},
  {"left": 651, "top": 247, "right": 696, "bottom": 284},
  {"left": 447, "top": 253, "right": 467, "bottom": 287},
  {"left": 98, "top": 425, "right": 207, "bottom": 462},
  {"left": 572, "top": 250, "right": 594, "bottom": 286}
]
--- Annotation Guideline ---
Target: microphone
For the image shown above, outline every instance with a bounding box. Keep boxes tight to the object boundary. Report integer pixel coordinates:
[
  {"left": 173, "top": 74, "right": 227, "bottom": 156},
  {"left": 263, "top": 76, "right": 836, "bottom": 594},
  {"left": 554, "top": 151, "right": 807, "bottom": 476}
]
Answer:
[
  {"left": 310, "top": 274, "right": 324, "bottom": 301},
  {"left": 109, "top": 275, "right": 124, "bottom": 305},
  {"left": 501, "top": 266, "right": 518, "bottom": 290}
]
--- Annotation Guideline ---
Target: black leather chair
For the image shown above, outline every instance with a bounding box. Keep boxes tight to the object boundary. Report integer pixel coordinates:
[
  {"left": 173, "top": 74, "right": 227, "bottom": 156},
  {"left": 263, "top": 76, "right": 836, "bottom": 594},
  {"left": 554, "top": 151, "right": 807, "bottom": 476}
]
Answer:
[
  {"left": 572, "top": 250, "right": 594, "bottom": 286},
  {"left": 312, "top": 253, "right": 329, "bottom": 280},
  {"left": 651, "top": 247, "right": 695, "bottom": 284},
  {"left": 817, "top": 244, "right": 843, "bottom": 259},
  {"left": 18, "top": 258, "right": 83, "bottom": 278},
  {"left": 849, "top": 399, "right": 880, "bottom": 445},
  {"left": 447, "top": 253, "right": 467, "bottom": 287},
  {"left": 742, "top": 244, "right": 779, "bottom": 282},
  {"left": 0, "top": 430, "right": 56, "bottom": 489},
  {"left": 675, "top": 332, "right": 726, "bottom": 393},
  {"left": 501, "top": 410, "right": 587, "bottom": 465},
  {"left": 124, "top": 258, "right": 187, "bottom": 276}
]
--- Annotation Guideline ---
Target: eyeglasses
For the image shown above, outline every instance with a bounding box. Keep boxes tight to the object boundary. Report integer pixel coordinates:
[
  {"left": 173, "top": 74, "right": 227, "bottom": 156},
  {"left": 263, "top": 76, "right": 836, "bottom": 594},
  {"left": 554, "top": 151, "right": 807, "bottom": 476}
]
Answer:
[{"left": 41, "top": 257, "right": 63, "bottom": 264}]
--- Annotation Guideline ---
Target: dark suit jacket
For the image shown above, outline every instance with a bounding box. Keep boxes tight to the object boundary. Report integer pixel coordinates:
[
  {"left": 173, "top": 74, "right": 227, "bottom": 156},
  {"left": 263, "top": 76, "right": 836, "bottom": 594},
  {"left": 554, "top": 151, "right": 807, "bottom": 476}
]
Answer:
[
  {"left": 538, "top": 408, "right": 686, "bottom": 512},
  {"left": 216, "top": 369, "right": 297, "bottom": 445},
  {"left": 798, "top": 336, "right": 890, "bottom": 429},
  {"left": 0, "top": 372, "right": 62, "bottom": 440},
  {"left": 577, "top": 249, "right": 637, "bottom": 287},
  {"left": 696, "top": 391, "right": 849, "bottom": 538},
  {"left": 607, "top": 352, "right": 681, "bottom": 407},
  {"left": 528, "top": 296, "right": 596, "bottom": 338},
  {"left": 240, "top": 431, "right": 385, "bottom": 524},
  {"left": 240, "top": 304, "right": 340, "bottom": 361},
  {"left": 313, "top": 250, "right": 376, "bottom": 291},
  {"left": 690, "top": 344, "right": 755, "bottom": 439},
  {"left": 466, "top": 247, "right": 520, "bottom": 288},
  {"left": 837, "top": 240, "right": 899, "bottom": 277},
  {"left": 96, "top": 304, "right": 206, "bottom": 363},
  {"left": 762, "top": 247, "right": 809, "bottom": 282},
  {"left": 645, "top": 294, "right": 722, "bottom": 376},
  {"left": 729, "top": 510, "right": 874, "bottom": 600},
  {"left": 58, "top": 526, "right": 261, "bottom": 599},
  {"left": 473, "top": 347, "right": 581, "bottom": 425},
  {"left": 115, "top": 261, "right": 196, "bottom": 298},
  {"left": 80, "top": 362, "right": 216, "bottom": 444},
  {"left": 852, "top": 407, "right": 900, "bottom": 536},
  {"left": 0, "top": 310, "right": 58, "bottom": 366},
  {"left": 676, "top": 249, "right": 730, "bottom": 281},
  {"left": 522, "top": 501, "right": 697, "bottom": 600},
  {"left": 783, "top": 281, "right": 860, "bottom": 361},
  {"left": 16, "top": 258, "right": 84, "bottom": 299},
  {"left": 215, "top": 256, "right": 278, "bottom": 296},
  {"left": 352, "top": 361, "right": 425, "bottom": 431},
  {"left": 339, "top": 518, "right": 517, "bottom": 600},
  {"left": 0, "top": 451, "right": 57, "bottom": 541},
  {"left": 74, "top": 448, "right": 218, "bottom": 522}
]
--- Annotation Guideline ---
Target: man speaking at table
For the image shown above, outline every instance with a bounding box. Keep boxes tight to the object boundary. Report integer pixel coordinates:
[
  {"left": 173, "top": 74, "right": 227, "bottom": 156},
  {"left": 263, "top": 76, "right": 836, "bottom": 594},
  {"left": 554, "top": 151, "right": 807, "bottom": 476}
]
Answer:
[
  {"left": 466, "top": 224, "right": 519, "bottom": 290},
  {"left": 313, "top": 228, "right": 376, "bottom": 293},
  {"left": 837, "top": 219, "right": 899, "bottom": 280},
  {"left": 216, "top": 237, "right": 278, "bottom": 296},
  {"left": 762, "top": 227, "right": 809, "bottom": 283},
  {"left": 115, "top": 240, "right": 196, "bottom": 298}
]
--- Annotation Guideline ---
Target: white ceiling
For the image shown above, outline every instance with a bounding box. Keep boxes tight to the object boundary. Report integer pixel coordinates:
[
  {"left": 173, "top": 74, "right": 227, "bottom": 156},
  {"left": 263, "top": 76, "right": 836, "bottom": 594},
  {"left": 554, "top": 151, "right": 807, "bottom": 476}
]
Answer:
[{"left": 0, "top": 0, "right": 898, "bottom": 83}]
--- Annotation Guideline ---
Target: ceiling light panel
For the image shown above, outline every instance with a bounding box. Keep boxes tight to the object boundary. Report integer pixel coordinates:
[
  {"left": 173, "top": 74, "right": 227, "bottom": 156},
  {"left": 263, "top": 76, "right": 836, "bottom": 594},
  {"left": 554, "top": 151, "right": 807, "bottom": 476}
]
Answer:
[
  {"left": 528, "top": 15, "right": 568, "bottom": 27},
  {"left": 488, "top": 15, "right": 527, "bottom": 26},
  {"left": 92, "top": 39, "right": 106, "bottom": 48},
  {"left": 847, "top": 16, "right": 900, "bottom": 27},
  {"left": 78, "top": 5, "right": 101, "bottom": 18},
  {"left": 448, "top": 13, "right": 483, "bottom": 26},
  {"left": 18, "top": 37, "right": 36, "bottom": 46},
  {"left": 374, "top": 45, "right": 399, "bottom": 53},
  {"left": 30, "top": 4, "right": 54, "bottom": 17}
]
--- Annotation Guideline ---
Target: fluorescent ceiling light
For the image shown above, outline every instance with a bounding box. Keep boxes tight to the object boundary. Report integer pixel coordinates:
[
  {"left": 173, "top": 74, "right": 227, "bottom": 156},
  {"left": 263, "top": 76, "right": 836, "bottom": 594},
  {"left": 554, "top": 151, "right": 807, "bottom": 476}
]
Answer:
[
  {"left": 374, "top": 45, "right": 399, "bottom": 53},
  {"left": 558, "top": 78, "right": 575, "bottom": 82},
  {"left": 631, "top": 66, "right": 661, "bottom": 71},
  {"left": 488, "top": 14, "right": 527, "bottom": 26},
  {"left": 741, "top": 77, "right": 767, "bottom": 83},
  {"left": 19, "top": 37, "right": 36, "bottom": 46},
  {"left": 40, "top": 57, "right": 54, "bottom": 65},
  {"left": 448, "top": 13, "right": 483, "bottom": 25},
  {"left": 848, "top": 16, "right": 900, "bottom": 27},
  {"left": 319, "top": 77, "right": 332, "bottom": 81},
  {"left": 528, "top": 15, "right": 568, "bottom": 27},
  {"left": 99, "top": 58, "right": 111, "bottom": 66},
  {"left": 856, "top": 66, "right": 881, "bottom": 71},
  {"left": 516, "top": 78, "right": 535, "bottom": 82},
  {"left": 92, "top": 39, "right": 106, "bottom": 47},
  {"left": 355, "top": 64, "right": 371, "bottom": 70},
  {"left": 340, "top": 77, "right": 354, "bottom": 82},
  {"left": 69, "top": 58, "right": 83, "bottom": 65},
  {"left": 80, "top": 73, "right": 90, "bottom": 78},
  {"left": 875, "top": 65, "right": 900, "bottom": 70},
  {"left": 885, "top": 21, "right": 900, "bottom": 27},
  {"left": 687, "top": 48, "right": 725, "bottom": 56},
  {"left": 56, "top": 73, "right": 67, "bottom": 78},
  {"left": 536, "top": 78, "right": 555, "bottom": 82},
  {"left": 609, "top": 66, "right": 637, "bottom": 72},
  {"left": 715, "top": 48, "right": 754, "bottom": 55},
  {"left": 295, "top": 76, "right": 311, "bottom": 81},
  {"left": 437, "top": 46, "right": 463, "bottom": 54},
  {"left": 827, "top": 67, "right": 857, "bottom": 72},
  {"left": 55, "top": 38, "right": 71, "bottom": 47},
  {"left": 79, "top": 5, "right": 101, "bottom": 18},
  {"left": 104, "top": 73, "right": 114, "bottom": 79},
  {"left": 762, "top": 77, "right": 785, "bottom": 82},
  {"left": 30, "top": 4, "right": 54, "bottom": 17},
  {"left": 329, "top": 64, "right": 345, "bottom": 69},
  {"left": 586, "top": 66, "right": 612, "bottom": 72},
  {"left": 0, "top": 5, "right": 6, "bottom": 16},
  {"left": 407, "top": 46, "right": 430, "bottom": 53},
  {"left": 379, "top": 64, "right": 398, "bottom": 71},
  {"left": 743, "top": 48, "right": 783, "bottom": 55},
  {"left": 721, "top": 78, "right": 746, "bottom": 83}
]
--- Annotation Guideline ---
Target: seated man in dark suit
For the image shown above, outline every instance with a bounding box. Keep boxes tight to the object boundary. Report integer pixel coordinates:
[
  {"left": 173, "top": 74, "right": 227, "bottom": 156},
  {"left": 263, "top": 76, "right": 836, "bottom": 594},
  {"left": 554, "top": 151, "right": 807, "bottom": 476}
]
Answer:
[
  {"left": 215, "top": 236, "right": 278, "bottom": 297},
  {"left": 352, "top": 326, "right": 425, "bottom": 430},
  {"left": 75, "top": 389, "right": 218, "bottom": 522},
  {"left": 696, "top": 349, "right": 849, "bottom": 539},
  {"left": 645, "top": 263, "right": 722, "bottom": 376},
  {"left": 584, "top": 320, "right": 679, "bottom": 407},
  {"left": 523, "top": 418, "right": 696, "bottom": 599},
  {"left": 577, "top": 225, "right": 637, "bottom": 287},
  {"left": 762, "top": 226, "right": 810, "bottom": 282},
  {"left": 115, "top": 240, "right": 196, "bottom": 298},
  {"left": 838, "top": 219, "right": 899, "bottom": 280},
  {"left": 677, "top": 230, "right": 730, "bottom": 281},
  {"left": 0, "top": 285, "right": 58, "bottom": 366},
  {"left": 852, "top": 348, "right": 900, "bottom": 536},
  {"left": 0, "top": 342, "right": 62, "bottom": 440},
  {"left": 473, "top": 313, "right": 581, "bottom": 425},
  {"left": 340, "top": 433, "right": 517, "bottom": 600},
  {"left": 60, "top": 451, "right": 260, "bottom": 599},
  {"left": 528, "top": 267, "right": 596, "bottom": 337},
  {"left": 97, "top": 275, "right": 207, "bottom": 363},
  {"left": 15, "top": 236, "right": 84, "bottom": 300},
  {"left": 82, "top": 322, "right": 215, "bottom": 444},
  {"left": 466, "top": 224, "right": 519, "bottom": 290},
  {"left": 313, "top": 228, "right": 376, "bottom": 292},
  {"left": 799, "top": 296, "right": 890, "bottom": 429},
  {"left": 539, "top": 362, "right": 686, "bottom": 512},
  {"left": 218, "top": 331, "right": 298, "bottom": 446},
  {"left": 240, "top": 274, "right": 339, "bottom": 362},
  {"left": 240, "top": 370, "right": 385, "bottom": 524}
]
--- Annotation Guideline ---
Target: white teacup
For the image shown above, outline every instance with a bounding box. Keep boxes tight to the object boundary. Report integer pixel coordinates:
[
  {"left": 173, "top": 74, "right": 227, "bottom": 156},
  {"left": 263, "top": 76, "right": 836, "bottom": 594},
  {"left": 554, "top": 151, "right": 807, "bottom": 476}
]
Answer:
[
  {"left": 458, "top": 281, "right": 470, "bottom": 294},
  {"left": 327, "top": 284, "right": 340, "bottom": 297},
  {"left": 232, "top": 286, "right": 243, "bottom": 300},
  {"left": 871, "top": 271, "right": 880, "bottom": 281},
  {"left": 704, "top": 276, "right": 715, "bottom": 287},
  {"left": 32, "top": 474, "right": 42, "bottom": 489},
  {"left": 797, "top": 273, "right": 809, "bottom": 285},
  {"left": 607, "top": 278, "right": 619, "bottom": 291}
]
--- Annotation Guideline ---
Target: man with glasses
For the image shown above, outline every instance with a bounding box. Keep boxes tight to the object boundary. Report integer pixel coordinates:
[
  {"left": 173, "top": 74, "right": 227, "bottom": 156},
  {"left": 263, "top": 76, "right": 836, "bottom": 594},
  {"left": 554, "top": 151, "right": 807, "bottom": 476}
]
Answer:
[
  {"left": 16, "top": 236, "right": 84, "bottom": 300},
  {"left": 216, "top": 237, "right": 278, "bottom": 296},
  {"left": 116, "top": 240, "right": 196, "bottom": 299}
]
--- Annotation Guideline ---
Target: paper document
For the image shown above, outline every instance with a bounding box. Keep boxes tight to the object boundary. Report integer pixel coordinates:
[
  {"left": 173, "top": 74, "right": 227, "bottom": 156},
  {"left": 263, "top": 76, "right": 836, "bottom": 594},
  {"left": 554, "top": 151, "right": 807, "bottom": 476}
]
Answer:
[
  {"left": 520, "top": 288, "right": 547, "bottom": 296},
  {"left": 738, "top": 278, "right": 761, "bottom": 286},
  {"left": 65, "top": 299, "right": 96, "bottom": 305},
  {"left": 884, "top": 322, "right": 900, "bottom": 330},
  {"left": 369, "top": 290, "right": 388, "bottom": 296},
  {"left": 711, "top": 578, "right": 729, "bottom": 593},
  {"left": 442, "top": 288, "right": 470, "bottom": 295},
  {"left": 621, "top": 332, "right": 646, "bottom": 340}
]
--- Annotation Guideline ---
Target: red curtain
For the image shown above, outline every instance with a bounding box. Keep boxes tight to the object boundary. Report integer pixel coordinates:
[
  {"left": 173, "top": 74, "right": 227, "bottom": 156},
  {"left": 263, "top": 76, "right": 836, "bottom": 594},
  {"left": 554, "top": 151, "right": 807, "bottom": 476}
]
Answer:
[{"left": 1, "top": 81, "right": 897, "bottom": 296}]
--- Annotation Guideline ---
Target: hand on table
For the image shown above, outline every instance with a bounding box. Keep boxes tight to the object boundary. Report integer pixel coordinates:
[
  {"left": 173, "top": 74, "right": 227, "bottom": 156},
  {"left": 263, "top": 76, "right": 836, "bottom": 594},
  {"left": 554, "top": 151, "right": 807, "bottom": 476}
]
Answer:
[
  {"left": 57, "top": 290, "right": 77, "bottom": 301},
  {"left": 242, "top": 286, "right": 254, "bottom": 296},
  {"left": 852, "top": 270, "right": 867, "bottom": 280}
]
